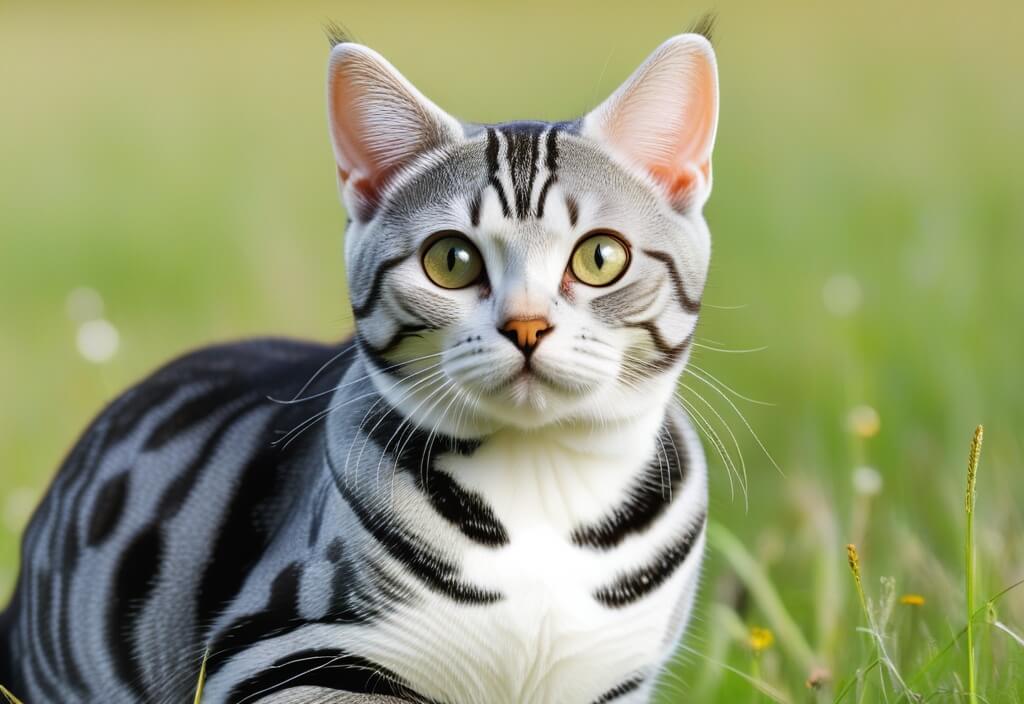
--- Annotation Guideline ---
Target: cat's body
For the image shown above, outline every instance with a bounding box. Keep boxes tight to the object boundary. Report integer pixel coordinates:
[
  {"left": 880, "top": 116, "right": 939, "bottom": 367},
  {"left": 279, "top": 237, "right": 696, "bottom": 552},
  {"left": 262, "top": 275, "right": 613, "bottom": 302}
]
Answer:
[{"left": 2, "top": 28, "right": 720, "bottom": 704}]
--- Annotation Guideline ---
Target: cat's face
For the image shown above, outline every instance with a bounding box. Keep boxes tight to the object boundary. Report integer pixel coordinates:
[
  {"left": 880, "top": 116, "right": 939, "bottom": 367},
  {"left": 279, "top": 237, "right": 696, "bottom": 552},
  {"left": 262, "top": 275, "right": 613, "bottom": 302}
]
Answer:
[{"left": 328, "top": 37, "right": 718, "bottom": 433}]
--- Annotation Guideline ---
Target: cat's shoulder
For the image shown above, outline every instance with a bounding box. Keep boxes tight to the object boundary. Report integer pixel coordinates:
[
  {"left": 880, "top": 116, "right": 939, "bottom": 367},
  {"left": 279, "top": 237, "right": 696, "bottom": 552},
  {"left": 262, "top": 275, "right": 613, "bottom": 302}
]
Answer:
[
  {"left": 143, "top": 336, "right": 352, "bottom": 394},
  {"left": 78, "top": 336, "right": 356, "bottom": 454}
]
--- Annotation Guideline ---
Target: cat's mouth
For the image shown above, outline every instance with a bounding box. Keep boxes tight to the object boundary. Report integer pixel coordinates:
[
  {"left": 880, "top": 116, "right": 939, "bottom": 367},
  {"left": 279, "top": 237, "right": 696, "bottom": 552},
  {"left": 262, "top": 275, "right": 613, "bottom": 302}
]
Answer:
[{"left": 489, "top": 360, "right": 595, "bottom": 405}]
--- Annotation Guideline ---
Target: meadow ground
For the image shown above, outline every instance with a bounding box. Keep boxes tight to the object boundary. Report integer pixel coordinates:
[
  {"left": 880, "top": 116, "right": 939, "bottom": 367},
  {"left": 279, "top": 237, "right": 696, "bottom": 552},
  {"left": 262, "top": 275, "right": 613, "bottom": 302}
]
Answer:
[{"left": 2, "top": 1, "right": 1023, "bottom": 701}]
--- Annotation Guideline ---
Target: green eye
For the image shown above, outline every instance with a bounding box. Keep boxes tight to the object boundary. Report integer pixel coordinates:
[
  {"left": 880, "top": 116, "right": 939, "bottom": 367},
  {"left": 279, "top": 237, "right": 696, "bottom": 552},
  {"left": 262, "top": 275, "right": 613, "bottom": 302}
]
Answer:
[
  {"left": 422, "top": 233, "right": 484, "bottom": 289},
  {"left": 570, "top": 232, "right": 630, "bottom": 286}
]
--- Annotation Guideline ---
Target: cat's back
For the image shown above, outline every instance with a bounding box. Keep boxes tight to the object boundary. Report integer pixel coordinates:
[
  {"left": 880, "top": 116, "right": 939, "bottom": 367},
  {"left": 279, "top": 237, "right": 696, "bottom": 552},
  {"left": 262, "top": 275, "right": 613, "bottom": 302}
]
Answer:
[{"left": 1, "top": 336, "right": 355, "bottom": 703}]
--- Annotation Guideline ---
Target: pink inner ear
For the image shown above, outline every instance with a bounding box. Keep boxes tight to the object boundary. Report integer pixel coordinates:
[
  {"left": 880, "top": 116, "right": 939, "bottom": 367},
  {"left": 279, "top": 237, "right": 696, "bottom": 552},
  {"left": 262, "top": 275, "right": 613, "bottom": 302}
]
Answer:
[
  {"left": 592, "top": 35, "right": 719, "bottom": 208},
  {"left": 649, "top": 159, "right": 711, "bottom": 201},
  {"left": 327, "top": 44, "right": 458, "bottom": 221},
  {"left": 642, "top": 63, "right": 716, "bottom": 202}
]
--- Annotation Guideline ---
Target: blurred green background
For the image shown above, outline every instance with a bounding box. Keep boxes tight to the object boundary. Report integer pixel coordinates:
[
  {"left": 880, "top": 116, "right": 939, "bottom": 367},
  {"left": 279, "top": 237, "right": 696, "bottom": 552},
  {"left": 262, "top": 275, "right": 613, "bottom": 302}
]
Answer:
[{"left": 2, "top": 0, "right": 1022, "bottom": 700}]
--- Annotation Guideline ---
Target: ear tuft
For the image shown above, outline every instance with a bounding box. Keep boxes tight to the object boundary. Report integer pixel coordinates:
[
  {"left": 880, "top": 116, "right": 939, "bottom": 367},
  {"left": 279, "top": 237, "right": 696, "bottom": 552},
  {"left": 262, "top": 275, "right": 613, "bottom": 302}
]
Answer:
[
  {"left": 323, "top": 20, "right": 354, "bottom": 48},
  {"left": 327, "top": 44, "right": 461, "bottom": 221},
  {"left": 686, "top": 12, "right": 717, "bottom": 45},
  {"left": 584, "top": 34, "right": 720, "bottom": 212}
]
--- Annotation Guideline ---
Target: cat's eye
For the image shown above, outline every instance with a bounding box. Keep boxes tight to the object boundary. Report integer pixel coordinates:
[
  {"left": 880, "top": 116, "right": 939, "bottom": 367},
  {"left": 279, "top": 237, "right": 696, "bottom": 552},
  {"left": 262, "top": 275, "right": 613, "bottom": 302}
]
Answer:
[
  {"left": 569, "top": 232, "right": 630, "bottom": 287},
  {"left": 422, "top": 233, "right": 484, "bottom": 289}
]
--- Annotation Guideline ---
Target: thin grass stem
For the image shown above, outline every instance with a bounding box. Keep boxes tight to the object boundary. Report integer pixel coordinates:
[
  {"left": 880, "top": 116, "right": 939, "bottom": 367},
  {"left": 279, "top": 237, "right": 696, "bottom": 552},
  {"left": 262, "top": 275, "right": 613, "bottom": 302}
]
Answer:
[
  {"left": 193, "top": 647, "right": 210, "bottom": 704},
  {"left": 964, "top": 425, "right": 983, "bottom": 704},
  {"left": 0, "top": 686, "right": 24, "bottom": 704}
]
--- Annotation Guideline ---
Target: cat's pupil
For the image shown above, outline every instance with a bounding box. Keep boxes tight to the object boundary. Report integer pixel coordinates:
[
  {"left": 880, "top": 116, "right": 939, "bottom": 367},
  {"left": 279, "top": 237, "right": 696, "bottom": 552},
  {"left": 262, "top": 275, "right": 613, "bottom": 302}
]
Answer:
[
  {"left": 594, "top": 244, "right": 605, "bottom": 269},
  {"left": 447, "top": 247, "right": 458, "bottom": 271}
]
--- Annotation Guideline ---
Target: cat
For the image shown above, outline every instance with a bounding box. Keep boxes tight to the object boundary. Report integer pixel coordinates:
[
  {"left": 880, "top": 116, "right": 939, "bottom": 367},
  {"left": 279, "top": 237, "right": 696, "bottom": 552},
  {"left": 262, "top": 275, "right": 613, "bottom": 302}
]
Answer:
[{"left": 0, "top": 21, "right": 719, "bottom": 704}]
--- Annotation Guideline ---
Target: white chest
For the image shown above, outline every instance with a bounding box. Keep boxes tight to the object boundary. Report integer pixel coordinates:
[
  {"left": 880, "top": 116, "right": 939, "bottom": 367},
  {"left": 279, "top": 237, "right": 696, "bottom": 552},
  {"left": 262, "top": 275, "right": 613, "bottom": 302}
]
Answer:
[{"left": 360, "top": 420, "right": 708, "bottom": 704}]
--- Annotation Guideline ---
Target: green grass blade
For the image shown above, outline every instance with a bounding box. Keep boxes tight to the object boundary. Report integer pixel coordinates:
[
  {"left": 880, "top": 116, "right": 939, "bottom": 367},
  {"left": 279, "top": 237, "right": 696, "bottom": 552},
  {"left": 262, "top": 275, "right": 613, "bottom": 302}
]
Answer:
[
  {"left": 708, "top": 520, "right": 818, "bottom": 672},
  {"left": 965, "top": 425, "right": 983, "bottom": 704},
  {"left": 193, "top": 647, "right": 210, "bottom": 704},
  {"left": 0, "top": 685, "right": 24, "bottom": 704}
]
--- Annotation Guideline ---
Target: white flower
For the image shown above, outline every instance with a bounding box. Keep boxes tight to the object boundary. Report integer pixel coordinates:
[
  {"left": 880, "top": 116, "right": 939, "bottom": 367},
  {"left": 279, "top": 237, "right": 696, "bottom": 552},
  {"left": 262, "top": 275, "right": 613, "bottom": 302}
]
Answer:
[
  {"left": 847, "top": 404, "right": 881, "bottom": 438},
  {"left": 822, "top": 274, "right": 863, "bottom": 317},
  {"left": 77, "top": 319, "right": 120, "bottom": 364},
  {"left": 852, "top": 466, "right": 883, "bottom": 496}
]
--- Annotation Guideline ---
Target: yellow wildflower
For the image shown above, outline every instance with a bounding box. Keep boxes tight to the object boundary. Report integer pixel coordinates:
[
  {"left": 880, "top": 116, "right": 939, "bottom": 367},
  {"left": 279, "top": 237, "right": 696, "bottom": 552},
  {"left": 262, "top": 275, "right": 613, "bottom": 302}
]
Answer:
[{"left": 748, "top": 626, "right": 775, "bottom": 653}]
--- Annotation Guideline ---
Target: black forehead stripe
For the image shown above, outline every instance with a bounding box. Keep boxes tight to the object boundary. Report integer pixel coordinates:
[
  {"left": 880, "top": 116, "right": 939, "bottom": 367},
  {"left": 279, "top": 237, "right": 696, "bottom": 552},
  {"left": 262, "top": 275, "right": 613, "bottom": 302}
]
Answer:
[
  {"left": 566, "top": 194, "right": 579, "bottom": 228},
  {"left": 535, "top": 125, "right": 561, "bottom": 220},
  {"left": 545, "top": 124, "right": 560, "bottom": 172},
  {"left": 500, "top": 123, "right": 544, "bottom": 219},
  {"left": 469, "top": 190, "right": 483, "bottom": 227},
  {"left": 485, "top": 128, "right": 511, "bottom": 218},
  {"left": 524, "top": 129, "right": 540, "bottom": 218}
]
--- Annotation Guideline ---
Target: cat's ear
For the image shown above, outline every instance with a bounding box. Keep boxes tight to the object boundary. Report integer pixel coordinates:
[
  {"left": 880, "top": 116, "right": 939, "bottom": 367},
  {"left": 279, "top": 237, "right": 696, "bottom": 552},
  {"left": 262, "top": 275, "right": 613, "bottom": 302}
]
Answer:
[
  {"left": 327, "top": 43, "right": 462, "bottom": 221},
  {"left": 584, "top": 34, "right": 719, "bottom": 212}
]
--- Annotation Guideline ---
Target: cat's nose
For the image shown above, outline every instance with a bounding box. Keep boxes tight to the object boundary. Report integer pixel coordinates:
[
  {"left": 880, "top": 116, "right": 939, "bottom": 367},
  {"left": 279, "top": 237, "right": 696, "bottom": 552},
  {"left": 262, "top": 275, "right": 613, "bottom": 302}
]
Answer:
[{"left": 499, "top": 317, "right": 552, "bottom": 358}]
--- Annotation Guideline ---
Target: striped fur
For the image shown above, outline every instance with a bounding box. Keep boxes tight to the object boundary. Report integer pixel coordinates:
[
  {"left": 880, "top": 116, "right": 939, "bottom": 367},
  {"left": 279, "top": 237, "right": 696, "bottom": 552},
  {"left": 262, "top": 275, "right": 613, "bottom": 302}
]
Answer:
[{"left": 2, "top": 31, "right": 719, "bottom": 704}]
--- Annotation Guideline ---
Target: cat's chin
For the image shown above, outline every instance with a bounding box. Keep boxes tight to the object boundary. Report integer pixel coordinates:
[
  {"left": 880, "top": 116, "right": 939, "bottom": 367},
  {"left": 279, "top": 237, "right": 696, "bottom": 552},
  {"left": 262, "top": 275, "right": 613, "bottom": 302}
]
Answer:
[{"left": 467, "top": 369, "right": 600, "bottom": 430}]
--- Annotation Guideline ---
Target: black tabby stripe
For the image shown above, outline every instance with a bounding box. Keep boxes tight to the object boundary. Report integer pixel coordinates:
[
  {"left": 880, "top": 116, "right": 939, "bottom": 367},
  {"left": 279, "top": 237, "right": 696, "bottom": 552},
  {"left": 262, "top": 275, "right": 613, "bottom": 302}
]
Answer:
[
  {"left": 50, "top": 426, "right": 103, "bottom": 694},
  {"left": 326, "top": 450, "right": 502, "bottom": 604},
  {"left": 469, "top": 190, "right": 483, "bottom": 226},
  {"left": 31, "top": 570, "right": 61, "bottom": 694},
  {"left": 350, "top": 254, "right": 409, "bottom": 319},
  {"left": 566, "top": 194, "right": 580, "bottom": 228},
  {"left": 195, "top": 416, "right": 288, "bottom": 633},
  {"left": 154, "top": 399, "right": 265, "bottom": 519},
  {"left": 485, "top": 129, "right": 511, "bottom": 217},
  {"left": 322, "top": 534, "right": 403, "bottom": 621},
  {"left": 572, "top": 424, "right": 688, "bottom": 549},
  {"left": 227, "top": 648, "right": 438, "bottom": 704},
  {"left": 107, "top": 401, "right": 263, "bottom": 691},
  {"left": 144, "top": 383, "right": 248, "bottom": 451},
  {"left": 99, "top": 382, "right": 181, "bottom": 455},
  {"left": 361, "top": 402, "right": 507, "bottom": 547},
  {"left": 307, "top": 482, "right": 332, "bottom": 547},
  {"left": 86, "top": 470, "right": 130, "bottom": 546},
  {"left": 205, "top": 562, "right": 304, "bottom": 677},
  {"left": 593, "top": 675, "right": 645, "bottom": 703},
  {"left": 417, "top": 468, "right": 510, "bottom": 547},
  {"left": 641, "top": 249, "right": 702, "bottom": 314},
  {"left": 356, "top": 325, "right": 431, "bottom": 373},
  {"left": 622, "top": 326, "right": 694, "bottom": 374},
  {"left": 536, "top": 126, "right": 561, "bottom": 219},
  {"left": 504, "top": 124, "right": 543, "bottom": 218},
  {"left": 594, "top": 510, "right": 707, "bottom": 608},
  {"left": 109, "top": 525, "right": 163, "bottom": 695}
]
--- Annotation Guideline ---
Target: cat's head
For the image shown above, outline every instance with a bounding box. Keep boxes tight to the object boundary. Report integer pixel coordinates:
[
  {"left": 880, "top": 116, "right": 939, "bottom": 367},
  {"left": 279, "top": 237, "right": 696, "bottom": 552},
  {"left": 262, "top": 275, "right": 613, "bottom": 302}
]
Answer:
[{"left": 327, "top": 33, "right": 718, "bottom": 434}]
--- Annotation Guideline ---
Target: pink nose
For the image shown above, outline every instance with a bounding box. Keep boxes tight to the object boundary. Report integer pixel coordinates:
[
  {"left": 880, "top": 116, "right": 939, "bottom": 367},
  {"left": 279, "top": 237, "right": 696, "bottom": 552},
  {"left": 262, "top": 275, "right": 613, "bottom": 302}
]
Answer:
[{"left": 500, "top": 318, "right": 552, "bottom": 357}]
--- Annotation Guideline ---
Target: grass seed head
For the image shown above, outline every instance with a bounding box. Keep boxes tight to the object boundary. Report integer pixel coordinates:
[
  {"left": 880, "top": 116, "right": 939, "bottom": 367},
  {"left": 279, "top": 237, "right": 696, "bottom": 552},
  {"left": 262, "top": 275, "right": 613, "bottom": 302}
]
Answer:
[
  {"left": 965, "top": 425, "right": 983, "bottom": 514},
  {"left": 847, "top": 543, "right": 862, "bottom": 586}
]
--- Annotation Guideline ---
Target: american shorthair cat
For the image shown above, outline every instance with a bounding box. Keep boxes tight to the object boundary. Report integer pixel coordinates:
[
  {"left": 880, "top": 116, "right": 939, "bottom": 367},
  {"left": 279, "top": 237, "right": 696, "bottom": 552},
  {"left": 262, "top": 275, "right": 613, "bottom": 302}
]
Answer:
[{"left": 0, "top": 23, "right": 719, "bottom": 704}]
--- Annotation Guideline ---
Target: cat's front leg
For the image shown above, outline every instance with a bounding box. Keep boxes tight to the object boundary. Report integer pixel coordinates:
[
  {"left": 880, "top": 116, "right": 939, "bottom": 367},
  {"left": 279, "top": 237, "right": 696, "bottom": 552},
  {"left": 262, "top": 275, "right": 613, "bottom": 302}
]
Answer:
[{"left": 253, "top": 687, "right": 412, "bottom": 703}]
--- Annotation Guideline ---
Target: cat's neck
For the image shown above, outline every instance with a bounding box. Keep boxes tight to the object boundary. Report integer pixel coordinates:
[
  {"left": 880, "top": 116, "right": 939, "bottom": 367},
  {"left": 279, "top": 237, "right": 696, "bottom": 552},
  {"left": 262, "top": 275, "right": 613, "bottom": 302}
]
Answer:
[
  {"left": 319, "top": 355, "right": 681, "bottom": 534},
  {"left": 343, "top": 353, "right": 680, "bottom": 447}
]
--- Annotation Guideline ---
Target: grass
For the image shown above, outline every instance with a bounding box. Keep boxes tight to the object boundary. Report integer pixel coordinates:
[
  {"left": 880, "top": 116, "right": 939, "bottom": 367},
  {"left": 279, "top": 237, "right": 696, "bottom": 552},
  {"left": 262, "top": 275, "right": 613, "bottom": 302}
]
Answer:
[
  {"left": 965, "top": 426, "right": 983, "bottom": 704},
  {"left": 193, "top": 648, "right": 209, "bottom": 704},
  {"left": 1, "top": 1, "right": 1022, "bottom": 702},
  {"left": 0, "top": 686, "right": 23, "bottom": 704}
]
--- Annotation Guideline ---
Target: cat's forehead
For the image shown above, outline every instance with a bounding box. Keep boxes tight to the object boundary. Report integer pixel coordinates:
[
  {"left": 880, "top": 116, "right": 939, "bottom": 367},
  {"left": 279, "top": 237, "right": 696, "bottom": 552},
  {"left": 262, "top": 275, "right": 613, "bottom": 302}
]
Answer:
[{"left": 378, "top": 120, "right": 662, "bottom": 236}]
